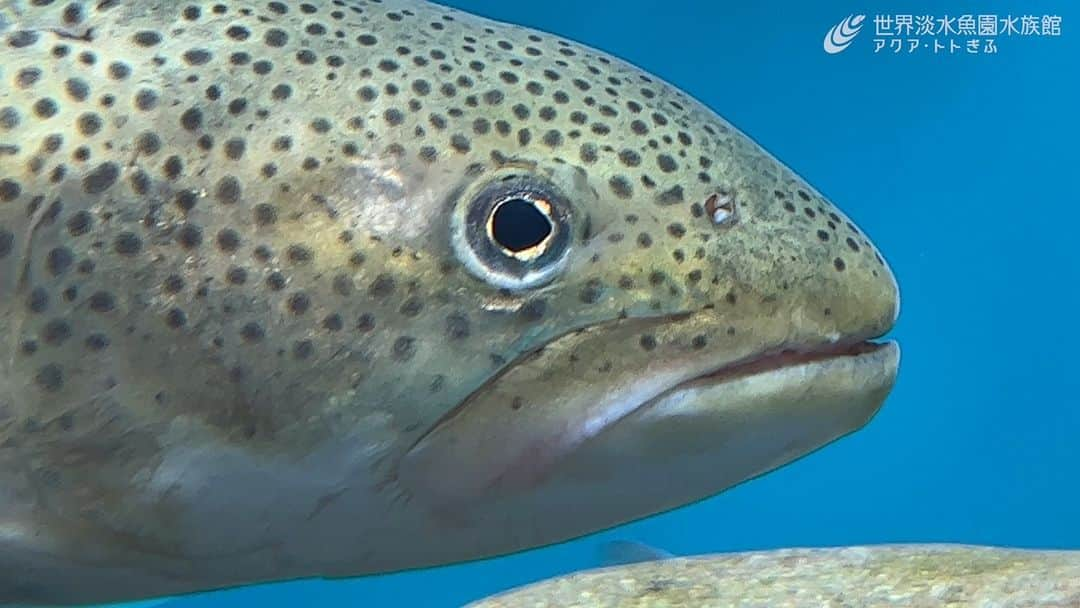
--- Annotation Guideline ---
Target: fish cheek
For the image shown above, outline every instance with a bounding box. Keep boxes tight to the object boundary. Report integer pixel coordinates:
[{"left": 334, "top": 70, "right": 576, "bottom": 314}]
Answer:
[{"left": 395, "top": 313, "right": 715, "bottom": 512}]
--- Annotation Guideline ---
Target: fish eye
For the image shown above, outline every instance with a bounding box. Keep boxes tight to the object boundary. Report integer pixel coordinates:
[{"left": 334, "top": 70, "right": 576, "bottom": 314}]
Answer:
[
  {"left": 489, "top": 197, "right": 554, "bottom": 257},
  {"left": 452, "top": 174, "right": 573, "bottom": 290}
]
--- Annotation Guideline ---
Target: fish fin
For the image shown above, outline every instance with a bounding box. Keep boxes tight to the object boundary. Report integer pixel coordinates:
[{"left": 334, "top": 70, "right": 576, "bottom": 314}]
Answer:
[{"left": 598, "top": 540, "right": 676, "bottom": 567}]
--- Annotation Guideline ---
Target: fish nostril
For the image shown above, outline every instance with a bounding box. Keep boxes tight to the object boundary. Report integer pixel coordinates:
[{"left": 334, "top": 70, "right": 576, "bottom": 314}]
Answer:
[{"left": 704, "top": 191, "right": 736, "bottom": 226}]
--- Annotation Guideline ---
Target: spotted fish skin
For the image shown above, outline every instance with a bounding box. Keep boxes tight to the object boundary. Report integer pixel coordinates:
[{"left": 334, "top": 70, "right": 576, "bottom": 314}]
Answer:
[
  {"left": 0, "top": 0, "right": 897, "bottom": 604},
  {"left": 467, "top": 545, "right": 1080, "bottom": 608}
]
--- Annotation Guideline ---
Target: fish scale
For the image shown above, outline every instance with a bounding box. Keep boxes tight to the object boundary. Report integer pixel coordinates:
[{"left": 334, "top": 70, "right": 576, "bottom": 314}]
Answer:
[{"left": 0, "top": 0, "right": 899, "bottom": 604}]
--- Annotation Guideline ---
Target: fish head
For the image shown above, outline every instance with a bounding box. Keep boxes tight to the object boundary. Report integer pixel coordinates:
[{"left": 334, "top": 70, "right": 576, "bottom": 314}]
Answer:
[{"left": 385, "top": 8, "right": 901, "bottom": 551}]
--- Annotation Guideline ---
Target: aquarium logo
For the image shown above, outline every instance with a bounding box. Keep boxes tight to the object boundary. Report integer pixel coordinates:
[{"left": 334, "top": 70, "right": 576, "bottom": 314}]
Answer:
[{"left": 824, "top": 14, "right": 866, "bottom": 53}]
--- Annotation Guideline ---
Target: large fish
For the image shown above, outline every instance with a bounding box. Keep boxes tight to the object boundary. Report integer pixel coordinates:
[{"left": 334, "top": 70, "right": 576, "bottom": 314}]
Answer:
[
  {"left": 468, "top": 544, "right": 1080, "bottom": 607},
  {"left": 0, "top": 0, "right": 899, "bottom": 603}
]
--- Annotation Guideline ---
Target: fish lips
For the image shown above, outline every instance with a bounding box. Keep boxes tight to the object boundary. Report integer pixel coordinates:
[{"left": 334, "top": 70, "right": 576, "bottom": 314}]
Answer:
[{"left": 397, "top": 315, "right": 899, "bottom": 532}]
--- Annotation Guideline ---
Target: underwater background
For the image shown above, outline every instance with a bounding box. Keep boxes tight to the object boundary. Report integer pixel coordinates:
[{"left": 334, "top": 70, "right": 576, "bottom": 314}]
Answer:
[{"left": 156, "top": 1, "right": 1080, "bottom": 606}]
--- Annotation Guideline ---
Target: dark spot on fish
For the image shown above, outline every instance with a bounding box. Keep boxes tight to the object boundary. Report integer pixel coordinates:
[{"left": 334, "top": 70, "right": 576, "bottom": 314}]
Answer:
[
  {"left": 639, "top": 334, "right": 657, "bottom": 351},
  {"left": 392, "top": 336, "right": 416, "bottom": 361},
  {"left": 35, "top": 364, "right": 63, "bottom": 392},
  {"left": 82, "top": 162, "right": 119, "bottom": 194}
]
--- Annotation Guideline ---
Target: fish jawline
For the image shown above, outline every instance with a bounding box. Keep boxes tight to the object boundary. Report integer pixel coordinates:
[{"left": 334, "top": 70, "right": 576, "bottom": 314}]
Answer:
[{"left": 397, "top": 305, "right": 898, "bottom": 512}]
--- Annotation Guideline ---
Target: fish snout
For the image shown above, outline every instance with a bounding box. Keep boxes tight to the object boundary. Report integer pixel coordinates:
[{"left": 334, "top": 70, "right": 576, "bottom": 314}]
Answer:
[{"left": 730, "top": 185, "right": 901, "bottom": 347}]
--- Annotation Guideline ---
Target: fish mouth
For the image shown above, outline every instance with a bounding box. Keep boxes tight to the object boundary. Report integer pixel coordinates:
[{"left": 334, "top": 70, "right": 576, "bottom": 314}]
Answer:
[
  {"left": 680, "top": 338, "right": 891, "bottom": 389},
  {"left": 398, "top": 312, "right": 899, "bottom": 515}
]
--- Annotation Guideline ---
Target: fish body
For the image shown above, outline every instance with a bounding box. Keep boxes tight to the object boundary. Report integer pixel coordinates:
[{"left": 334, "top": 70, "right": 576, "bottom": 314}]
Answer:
[
  {"left": 467, "top": 544, "right": 1080, "bottom": 608},
  {"left": 0, "top": 0, "right": 899, "bottom": 603}
]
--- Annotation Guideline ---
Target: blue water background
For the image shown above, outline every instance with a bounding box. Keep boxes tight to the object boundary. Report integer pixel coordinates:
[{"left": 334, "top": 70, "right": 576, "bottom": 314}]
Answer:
[{"left": 165, "top": 1, "right": 1080, "bottom": 606}]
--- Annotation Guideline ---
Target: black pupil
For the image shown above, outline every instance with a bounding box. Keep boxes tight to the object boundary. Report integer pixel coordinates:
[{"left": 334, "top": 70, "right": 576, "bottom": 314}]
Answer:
[{"left": 491, "top": 198, "right": 552, "bottom": 253}]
